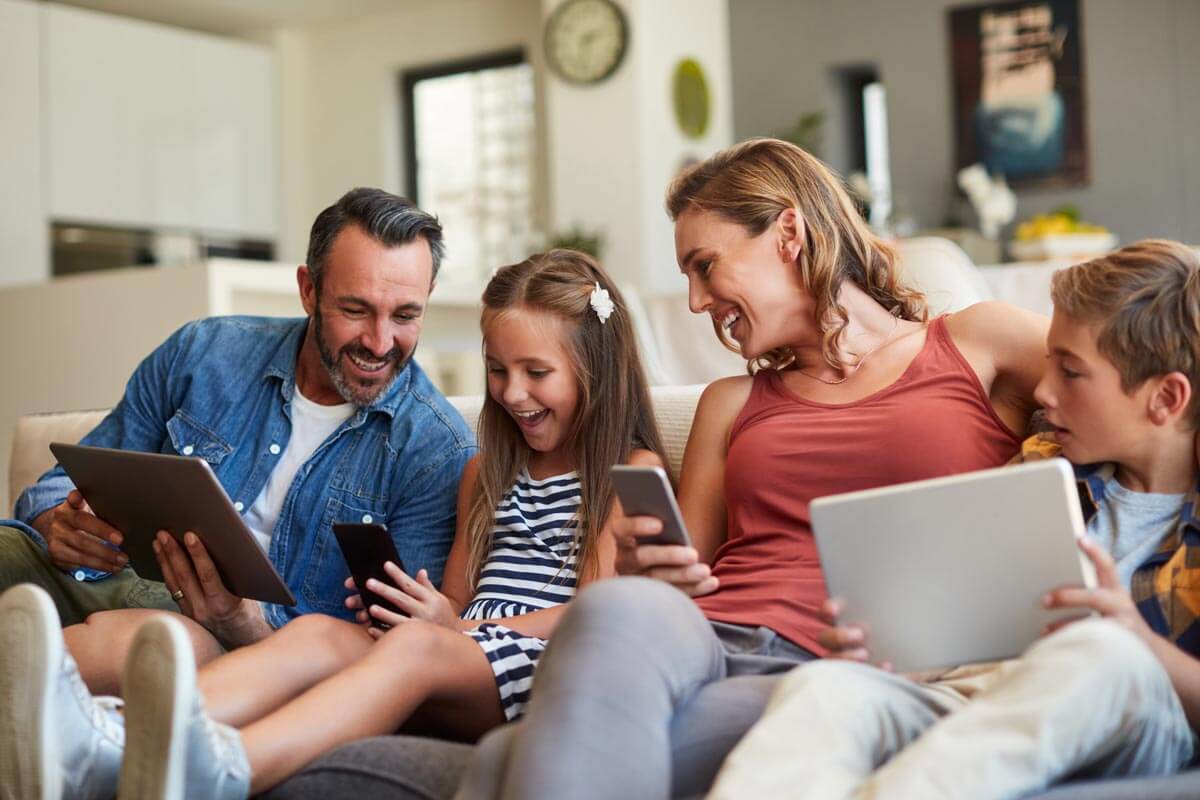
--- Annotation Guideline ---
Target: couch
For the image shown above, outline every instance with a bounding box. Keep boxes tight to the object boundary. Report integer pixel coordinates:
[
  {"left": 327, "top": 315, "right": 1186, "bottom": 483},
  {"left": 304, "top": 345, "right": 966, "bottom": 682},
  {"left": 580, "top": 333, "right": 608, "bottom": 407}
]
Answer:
[{"left": 8, "top": 387, "right": 1200, "bottom": 799}]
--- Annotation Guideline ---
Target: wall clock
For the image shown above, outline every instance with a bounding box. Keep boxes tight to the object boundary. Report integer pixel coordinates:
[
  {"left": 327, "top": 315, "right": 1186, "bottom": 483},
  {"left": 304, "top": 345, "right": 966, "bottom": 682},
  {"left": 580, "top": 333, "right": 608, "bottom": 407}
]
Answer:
[{"left": 544, "top": 0, "right": 629, "bottom": 85}]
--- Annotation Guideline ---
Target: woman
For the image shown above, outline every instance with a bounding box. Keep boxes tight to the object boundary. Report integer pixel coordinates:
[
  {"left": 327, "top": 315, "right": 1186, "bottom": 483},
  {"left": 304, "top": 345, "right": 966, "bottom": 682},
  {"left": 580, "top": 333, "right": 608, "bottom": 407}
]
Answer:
[{"left": 456, "top": 138, "right": 1048, "bottom": 799}]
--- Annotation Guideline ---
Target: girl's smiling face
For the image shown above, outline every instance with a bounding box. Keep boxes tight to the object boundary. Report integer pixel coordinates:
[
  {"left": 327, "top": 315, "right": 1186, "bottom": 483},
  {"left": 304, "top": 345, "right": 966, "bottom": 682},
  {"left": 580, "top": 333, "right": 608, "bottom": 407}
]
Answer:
[{"left": 484, "top": 306, "right": 581, "bottom": 475}]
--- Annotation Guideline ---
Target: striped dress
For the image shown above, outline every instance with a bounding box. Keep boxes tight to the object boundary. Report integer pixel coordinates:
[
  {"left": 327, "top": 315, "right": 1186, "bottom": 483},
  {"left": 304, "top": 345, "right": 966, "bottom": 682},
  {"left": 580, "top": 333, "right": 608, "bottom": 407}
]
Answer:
[{"left": 462, "top": 468, "right": 581, "bottom": 720}]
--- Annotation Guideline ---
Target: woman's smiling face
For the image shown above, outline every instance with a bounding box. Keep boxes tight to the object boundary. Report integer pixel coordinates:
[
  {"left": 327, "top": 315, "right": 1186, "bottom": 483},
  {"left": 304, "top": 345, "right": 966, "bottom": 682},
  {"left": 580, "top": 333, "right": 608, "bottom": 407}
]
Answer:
[{"left": 674, "top": 208, "right": 818, "bottom": 360}]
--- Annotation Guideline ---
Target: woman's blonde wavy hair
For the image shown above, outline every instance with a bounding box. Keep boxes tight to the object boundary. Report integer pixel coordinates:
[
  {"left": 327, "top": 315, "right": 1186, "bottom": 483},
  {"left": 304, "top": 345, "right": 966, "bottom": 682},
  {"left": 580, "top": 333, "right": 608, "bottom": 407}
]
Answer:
[
  {"left": 665, "top": 138, "right": 927, "bottom": 373},
  {"left": 464, "top": 249, "right": 669, "bottom": 590}
]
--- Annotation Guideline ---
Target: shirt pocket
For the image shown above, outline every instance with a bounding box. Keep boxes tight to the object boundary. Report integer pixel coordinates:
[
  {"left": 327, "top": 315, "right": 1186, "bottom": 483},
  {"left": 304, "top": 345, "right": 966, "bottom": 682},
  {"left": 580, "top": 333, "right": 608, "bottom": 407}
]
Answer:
[
  {"left": 164, "top": 411, "right": 235, "bottom": 465},
  {"left": 327, "top": 429, "right": 394, "bottom": 503},
  {"left": 301, "top": 494, "right": 390, "bottom": 616}
]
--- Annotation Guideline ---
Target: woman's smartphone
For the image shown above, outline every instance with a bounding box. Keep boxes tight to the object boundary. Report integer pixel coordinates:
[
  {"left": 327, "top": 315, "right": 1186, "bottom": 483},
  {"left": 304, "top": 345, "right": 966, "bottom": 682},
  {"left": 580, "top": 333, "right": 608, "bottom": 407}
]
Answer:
[
  {"left": 331, "top": 522, "right": 408, "bottom": 624},
  {"left": 610, "top": 465, "right": 693, "bottom": 547}
]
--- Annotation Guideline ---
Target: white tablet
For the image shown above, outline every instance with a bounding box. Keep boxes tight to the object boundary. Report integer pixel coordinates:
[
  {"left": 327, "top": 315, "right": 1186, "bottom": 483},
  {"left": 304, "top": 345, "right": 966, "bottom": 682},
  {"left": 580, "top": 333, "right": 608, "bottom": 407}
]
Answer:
[
  {"left": 49, "top": 442, "right": 297, "bottom": 606},
  {"left": 811, "top": 459, "right": 1095, "bottom": 672}
]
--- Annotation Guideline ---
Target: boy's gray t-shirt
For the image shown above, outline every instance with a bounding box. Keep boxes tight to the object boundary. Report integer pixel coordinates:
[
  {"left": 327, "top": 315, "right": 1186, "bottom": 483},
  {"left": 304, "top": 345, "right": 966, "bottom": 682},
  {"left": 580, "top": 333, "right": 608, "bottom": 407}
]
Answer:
[{"left": 1086, "top": 475, "right": 1186, "bottom": 588}]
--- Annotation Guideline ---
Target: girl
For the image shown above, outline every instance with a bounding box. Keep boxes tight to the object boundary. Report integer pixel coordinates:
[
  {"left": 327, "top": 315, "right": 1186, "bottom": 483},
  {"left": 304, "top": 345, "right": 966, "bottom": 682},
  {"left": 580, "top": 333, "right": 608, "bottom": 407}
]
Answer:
[{"left": 0, "top": 249, "right": 667, "bottom": 800}]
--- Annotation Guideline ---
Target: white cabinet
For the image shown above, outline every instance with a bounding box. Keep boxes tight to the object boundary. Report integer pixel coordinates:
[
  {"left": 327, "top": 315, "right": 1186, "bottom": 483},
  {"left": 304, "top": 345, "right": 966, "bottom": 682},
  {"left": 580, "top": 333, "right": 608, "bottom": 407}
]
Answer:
[
  {"left": 0, "top": 0, "right": 46, "bottom": 287},
  {"left": 43, "top": 4, "right": 277, "bottom": 238}
]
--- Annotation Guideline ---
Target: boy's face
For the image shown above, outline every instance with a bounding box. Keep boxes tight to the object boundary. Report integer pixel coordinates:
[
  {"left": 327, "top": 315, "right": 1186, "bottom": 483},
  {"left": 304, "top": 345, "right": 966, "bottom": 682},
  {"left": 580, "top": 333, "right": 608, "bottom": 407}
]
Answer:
[{"left": 1034, "top": 310, "right": 1158, "bottom": 464}]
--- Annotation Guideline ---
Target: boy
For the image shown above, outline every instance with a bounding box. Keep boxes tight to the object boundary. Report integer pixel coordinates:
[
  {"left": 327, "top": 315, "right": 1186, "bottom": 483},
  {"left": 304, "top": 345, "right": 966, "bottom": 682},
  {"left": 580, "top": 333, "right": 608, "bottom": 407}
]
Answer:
[{"left": 709, "top": 240, "right": 1200, "bottom": 799}]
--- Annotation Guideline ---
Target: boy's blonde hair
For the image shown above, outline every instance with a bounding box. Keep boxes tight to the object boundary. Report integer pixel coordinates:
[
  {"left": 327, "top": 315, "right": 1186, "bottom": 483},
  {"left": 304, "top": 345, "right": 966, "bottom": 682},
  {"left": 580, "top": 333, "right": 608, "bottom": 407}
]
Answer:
[
  {"left": 664, "top": 137, "right": 927, "bottom": 374},
  {"left": 1051, "top": 239, "right": 1200, "bottom": 426}
]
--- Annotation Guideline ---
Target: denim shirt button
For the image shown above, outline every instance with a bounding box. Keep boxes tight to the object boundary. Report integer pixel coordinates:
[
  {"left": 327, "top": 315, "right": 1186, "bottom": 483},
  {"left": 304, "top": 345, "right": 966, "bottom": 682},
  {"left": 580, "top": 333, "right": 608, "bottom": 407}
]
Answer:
[
  {"left": 362, "top": 514, "right": 374, "bottom": 524},
  {"left": 181, "top": 445, "right": 194, "bottom": 456},
  {"left": 234, "top": 501, "right": 244, "bottom": 512},
  {"left": 269, "top": 443, "right": 281, "bottom": 455},
  {"left": 73, "top": 570, "right": 86, "bottom": 582}
]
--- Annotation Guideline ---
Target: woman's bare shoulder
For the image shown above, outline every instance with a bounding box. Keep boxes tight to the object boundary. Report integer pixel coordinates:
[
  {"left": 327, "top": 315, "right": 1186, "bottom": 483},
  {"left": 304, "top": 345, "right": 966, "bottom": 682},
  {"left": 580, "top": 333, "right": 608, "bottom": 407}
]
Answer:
[
  {"left": 695, "top": 374, "right": 756, "bottom": 424},
  {"left": 944, "top": 300, "right": 1048, "bottom": 348}
]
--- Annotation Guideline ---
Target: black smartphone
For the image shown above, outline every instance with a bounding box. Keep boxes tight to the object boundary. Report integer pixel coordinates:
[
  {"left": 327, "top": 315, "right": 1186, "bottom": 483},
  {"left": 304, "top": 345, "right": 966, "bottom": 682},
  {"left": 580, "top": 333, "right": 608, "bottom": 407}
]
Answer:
[
  {"left": 610, "top": 465, "right": 693, "bottom": 547},
  {"left": 331, "top": 522, "right": 408, "bottom": 624}
]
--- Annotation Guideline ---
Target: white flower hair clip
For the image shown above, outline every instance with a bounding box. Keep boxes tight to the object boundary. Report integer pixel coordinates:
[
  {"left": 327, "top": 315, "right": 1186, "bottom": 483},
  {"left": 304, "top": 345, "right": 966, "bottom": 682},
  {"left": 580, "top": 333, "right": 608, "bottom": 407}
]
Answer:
[{"left": 590, "top": 282, "right": 615, "bottom": 324}]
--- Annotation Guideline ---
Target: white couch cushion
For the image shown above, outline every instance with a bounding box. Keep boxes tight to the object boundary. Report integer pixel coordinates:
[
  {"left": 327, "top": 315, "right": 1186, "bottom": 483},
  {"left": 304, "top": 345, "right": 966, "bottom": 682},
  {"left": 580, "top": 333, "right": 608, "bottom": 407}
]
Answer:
[{"left": 9, "top": 386, "right": 705, "bottom": 507}]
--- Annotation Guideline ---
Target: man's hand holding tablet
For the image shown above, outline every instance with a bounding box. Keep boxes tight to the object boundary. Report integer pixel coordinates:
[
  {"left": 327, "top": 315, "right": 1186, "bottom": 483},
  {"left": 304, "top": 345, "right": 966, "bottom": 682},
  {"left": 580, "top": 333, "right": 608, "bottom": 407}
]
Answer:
[
  {"left": 32, "top": 490, "right": 127, "bottom": 574},
  {"left": 153, "top": 529, "right": 271, "bottom": 647}
]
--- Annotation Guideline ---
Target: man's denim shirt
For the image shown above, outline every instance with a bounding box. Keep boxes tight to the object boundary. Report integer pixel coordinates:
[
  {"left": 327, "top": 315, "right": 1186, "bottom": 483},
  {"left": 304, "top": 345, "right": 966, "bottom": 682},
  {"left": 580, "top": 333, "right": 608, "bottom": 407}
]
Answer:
[{"left": 11, "top": 316, "right": 476, "bottom": 628}]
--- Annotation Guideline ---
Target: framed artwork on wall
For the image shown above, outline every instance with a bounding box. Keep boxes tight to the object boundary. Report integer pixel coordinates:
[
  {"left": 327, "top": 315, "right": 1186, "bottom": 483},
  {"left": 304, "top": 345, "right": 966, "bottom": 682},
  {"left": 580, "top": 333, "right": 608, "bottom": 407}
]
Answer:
[{"left": 948, "top": 0, "right": 1089, "bottom": 190}]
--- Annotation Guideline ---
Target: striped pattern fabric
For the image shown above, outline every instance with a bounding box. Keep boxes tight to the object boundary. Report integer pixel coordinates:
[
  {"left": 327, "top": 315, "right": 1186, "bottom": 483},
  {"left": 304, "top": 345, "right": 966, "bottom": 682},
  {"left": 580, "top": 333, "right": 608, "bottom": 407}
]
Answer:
[{"left": 462, "top": 469, "right": 581, "bottom": 720}]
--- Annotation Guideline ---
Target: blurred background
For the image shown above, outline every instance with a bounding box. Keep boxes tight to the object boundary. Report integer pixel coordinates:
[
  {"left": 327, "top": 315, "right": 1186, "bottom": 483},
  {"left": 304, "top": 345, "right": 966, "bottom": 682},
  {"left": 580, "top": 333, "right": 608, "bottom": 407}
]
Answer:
[{"left": 1, "top": 0, "right": 1197, "bottom": 509}]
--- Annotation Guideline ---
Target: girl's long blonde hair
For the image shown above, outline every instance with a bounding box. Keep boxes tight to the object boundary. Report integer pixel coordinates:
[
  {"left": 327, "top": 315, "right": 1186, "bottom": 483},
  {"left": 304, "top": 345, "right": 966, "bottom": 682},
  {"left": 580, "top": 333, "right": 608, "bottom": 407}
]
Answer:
[
  {"left": 464, "top": 249, "right": 669, "bottom": 589},
  {"left": 665, "top": 138, "right": 927, "bottom": 373}
]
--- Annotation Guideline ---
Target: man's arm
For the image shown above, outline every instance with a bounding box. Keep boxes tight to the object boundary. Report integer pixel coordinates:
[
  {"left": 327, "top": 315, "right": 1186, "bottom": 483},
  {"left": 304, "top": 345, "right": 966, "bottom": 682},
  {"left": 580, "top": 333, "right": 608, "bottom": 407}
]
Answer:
[
  {"left": 16, "top": 323, "right": 196, "bottom": 573},
  {"left": 385, "top": 440, "right": 477, "bottom": 589}
]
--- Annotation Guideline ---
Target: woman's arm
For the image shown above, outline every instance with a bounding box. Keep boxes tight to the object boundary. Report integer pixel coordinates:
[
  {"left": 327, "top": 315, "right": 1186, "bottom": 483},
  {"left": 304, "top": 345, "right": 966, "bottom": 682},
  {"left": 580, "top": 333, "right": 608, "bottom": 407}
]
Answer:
[
  {"left": 945, "top": 301, "right": 1049, "bottom": 436},
  {"left": 612, "top": 376, "right": 753, "bottom": 595}
]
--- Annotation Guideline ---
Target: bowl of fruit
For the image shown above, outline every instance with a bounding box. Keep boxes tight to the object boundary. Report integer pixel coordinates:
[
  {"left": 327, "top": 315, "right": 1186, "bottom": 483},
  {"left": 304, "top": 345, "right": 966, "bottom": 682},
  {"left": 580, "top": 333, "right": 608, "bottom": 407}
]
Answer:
[{"left": 1010, "top": 206, "right": 1117, "bottom": 261}]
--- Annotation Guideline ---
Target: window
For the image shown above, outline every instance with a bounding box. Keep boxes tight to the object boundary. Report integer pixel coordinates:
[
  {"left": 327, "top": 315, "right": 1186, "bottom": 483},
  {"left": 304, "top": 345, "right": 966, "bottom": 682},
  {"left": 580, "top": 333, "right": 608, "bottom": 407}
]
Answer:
[
  {"left": 403, "top": 51, "right": 538, "bottom": 287},
  {"left": 829, "top": 65, "right": 892, "bottom": 229}
]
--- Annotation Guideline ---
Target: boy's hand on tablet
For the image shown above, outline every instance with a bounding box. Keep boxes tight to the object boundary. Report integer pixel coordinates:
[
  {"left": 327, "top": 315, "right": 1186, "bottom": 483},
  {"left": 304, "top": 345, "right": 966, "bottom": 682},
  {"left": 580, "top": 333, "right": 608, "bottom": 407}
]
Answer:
[
  {"left": 364, "top": 562, "right": 459, "bottom": 634},
  {"left": 817, "top": 598, "right": 892, "bottom": 670},
  {"left": 613, "top": 514, "right": 718, "bottom": 597},
  {"left": 1042, "top": 537, "right": 1155, "bottom": 646}
]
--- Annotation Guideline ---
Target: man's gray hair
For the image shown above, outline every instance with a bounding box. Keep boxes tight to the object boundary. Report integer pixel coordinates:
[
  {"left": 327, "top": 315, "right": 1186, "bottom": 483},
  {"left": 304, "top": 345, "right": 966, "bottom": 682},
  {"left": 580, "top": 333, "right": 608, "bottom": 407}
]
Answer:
[{"left": 305, "top": 188, "right": 445, "bottom": 293}]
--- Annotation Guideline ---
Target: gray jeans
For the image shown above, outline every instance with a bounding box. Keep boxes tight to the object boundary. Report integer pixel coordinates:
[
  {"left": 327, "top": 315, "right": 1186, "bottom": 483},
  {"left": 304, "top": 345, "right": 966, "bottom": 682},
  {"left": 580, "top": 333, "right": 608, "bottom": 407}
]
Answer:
[{"left": 456, "top": 576, "right": 814, "bottom": 799}]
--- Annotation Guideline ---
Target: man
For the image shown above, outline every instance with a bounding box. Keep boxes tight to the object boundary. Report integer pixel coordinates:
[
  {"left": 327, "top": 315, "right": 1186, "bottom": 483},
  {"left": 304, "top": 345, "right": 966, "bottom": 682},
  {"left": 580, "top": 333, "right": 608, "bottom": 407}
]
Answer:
[{"left": 0, "top": 187, "right": 475, "bottom": 691}]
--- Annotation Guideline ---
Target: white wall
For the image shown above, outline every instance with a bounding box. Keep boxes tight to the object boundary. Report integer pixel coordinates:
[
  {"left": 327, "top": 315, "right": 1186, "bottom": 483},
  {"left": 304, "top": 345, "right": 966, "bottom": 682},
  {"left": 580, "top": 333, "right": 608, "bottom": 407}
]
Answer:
[
  {"left": 728, "top": 0, "right": 1200, "bottom": 245},
  {"left": 43, "top": 4, "right": 277, "bottom": 238},
  {"left": 0, "top": 266, "right": 211, "bottom": 512},
  {"left": 634, "top": 0, "right": 733, "bottom": 293},
  {"left": 542, "top": 0, "right": 733, "bottom": 291},
  {"left": 273, "top": 0, "right": 546, "bottom": 264},
  {"left": 0, "top": 0, "right": 46, "bottom": 288}
]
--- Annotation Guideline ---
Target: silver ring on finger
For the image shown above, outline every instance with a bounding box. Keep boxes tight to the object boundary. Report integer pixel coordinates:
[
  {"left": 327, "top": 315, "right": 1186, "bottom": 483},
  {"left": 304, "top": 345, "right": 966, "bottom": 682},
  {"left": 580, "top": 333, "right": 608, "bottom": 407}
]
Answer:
[{"left": 171, "top": 589, "right": 185, "bottom": 602}]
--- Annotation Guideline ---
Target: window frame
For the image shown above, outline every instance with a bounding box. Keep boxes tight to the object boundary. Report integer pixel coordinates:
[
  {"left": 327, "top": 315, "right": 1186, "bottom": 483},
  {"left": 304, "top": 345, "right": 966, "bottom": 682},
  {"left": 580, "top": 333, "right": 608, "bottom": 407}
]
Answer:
[{"left": 399, "top": 48, "right": 529, "bottom": 204}]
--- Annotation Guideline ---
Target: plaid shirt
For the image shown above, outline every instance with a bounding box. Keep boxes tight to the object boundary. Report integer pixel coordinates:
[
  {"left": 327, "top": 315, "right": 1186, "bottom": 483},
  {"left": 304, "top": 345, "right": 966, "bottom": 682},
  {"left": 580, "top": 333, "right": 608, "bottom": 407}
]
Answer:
[{"left": 1017, "top": 433, "right": 1200, "bottom": 657}]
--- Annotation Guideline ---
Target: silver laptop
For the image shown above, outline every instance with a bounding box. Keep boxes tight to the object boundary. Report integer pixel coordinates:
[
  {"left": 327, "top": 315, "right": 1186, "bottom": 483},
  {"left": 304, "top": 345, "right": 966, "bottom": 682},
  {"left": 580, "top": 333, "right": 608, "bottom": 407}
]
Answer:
[{"left": 811, "top": 459, "right": 1095, "bottom": 672}]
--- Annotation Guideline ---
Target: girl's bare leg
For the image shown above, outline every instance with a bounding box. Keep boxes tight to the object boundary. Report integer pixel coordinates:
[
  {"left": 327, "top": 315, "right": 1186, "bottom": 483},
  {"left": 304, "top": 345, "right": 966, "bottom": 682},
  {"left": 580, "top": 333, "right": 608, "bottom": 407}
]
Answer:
[
  {"left": 241, "top": 621, "right": 504, "bottom": 794},
  {"left": 197, "top": 614, "right": 374, "bottom": 727},
  {"left": 65, "top": 609, "right": 222, "bottom": 695}
]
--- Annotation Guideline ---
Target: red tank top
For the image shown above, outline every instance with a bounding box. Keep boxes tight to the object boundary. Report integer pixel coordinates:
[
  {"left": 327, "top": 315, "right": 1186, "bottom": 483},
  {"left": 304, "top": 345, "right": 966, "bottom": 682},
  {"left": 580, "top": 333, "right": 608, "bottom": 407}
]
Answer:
[{"left": 693, "top": 316, "right": 1021, "bottom": 654}]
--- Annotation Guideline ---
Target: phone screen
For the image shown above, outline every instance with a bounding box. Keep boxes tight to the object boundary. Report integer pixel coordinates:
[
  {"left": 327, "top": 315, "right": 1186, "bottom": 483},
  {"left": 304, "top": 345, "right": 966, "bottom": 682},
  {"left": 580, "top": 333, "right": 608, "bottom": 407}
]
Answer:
[
  {"left": 610, "top": 465, "right": 692, "bottom": 547},
  {"left": 331, "top": 523, "right": 408, "bottom": 625}
]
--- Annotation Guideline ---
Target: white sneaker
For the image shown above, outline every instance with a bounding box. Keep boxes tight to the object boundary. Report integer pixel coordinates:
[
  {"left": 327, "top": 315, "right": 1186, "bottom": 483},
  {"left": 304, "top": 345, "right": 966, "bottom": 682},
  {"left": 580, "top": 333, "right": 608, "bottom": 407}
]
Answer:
[
  {"left": 118, "top": 616, "right": 250, "bottom": 800},
  {"left": 0, "top": 583, "right": 124, "bottom": 800}
]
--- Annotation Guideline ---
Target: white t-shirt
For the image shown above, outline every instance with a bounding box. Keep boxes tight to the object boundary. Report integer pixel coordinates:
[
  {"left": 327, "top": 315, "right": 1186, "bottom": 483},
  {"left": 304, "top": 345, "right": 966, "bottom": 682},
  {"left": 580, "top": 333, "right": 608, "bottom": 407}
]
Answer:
[{"left": 243, "top": 388, "right": 355, "bottom": 552}]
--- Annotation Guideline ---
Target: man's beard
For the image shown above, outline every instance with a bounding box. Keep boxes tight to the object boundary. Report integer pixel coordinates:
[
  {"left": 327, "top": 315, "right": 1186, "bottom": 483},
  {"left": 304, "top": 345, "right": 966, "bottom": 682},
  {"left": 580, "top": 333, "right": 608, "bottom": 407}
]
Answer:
[{"left": 313, "top": 304, "right": 413, "bottom": 407}]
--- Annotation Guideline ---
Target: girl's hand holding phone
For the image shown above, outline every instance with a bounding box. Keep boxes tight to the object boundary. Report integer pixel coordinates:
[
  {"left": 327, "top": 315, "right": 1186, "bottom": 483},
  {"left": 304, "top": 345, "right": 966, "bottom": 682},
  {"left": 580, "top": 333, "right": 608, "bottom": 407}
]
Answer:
[
  {"left": 613, "top": 514, "right": 718, "bottom": 597},
  {"left": 360, "top": 562, "right": 460, "bottom": 636}
]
